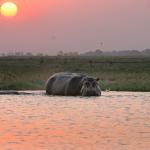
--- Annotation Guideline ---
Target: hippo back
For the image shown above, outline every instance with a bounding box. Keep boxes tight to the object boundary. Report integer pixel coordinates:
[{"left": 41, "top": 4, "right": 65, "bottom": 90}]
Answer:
[{"left": 46, "top": 72, "right": 85, "bottom": 96}]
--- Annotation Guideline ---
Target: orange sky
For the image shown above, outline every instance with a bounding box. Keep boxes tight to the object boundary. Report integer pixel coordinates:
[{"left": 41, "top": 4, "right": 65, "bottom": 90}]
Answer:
[{"left": 0, "top": 0, "right": 150, "bottom": 55}]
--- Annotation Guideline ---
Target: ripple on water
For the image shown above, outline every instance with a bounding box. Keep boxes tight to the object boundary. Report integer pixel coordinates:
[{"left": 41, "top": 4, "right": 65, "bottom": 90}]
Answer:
[{"left": 0, "top": 91, "right": 150, "bottom": 150}]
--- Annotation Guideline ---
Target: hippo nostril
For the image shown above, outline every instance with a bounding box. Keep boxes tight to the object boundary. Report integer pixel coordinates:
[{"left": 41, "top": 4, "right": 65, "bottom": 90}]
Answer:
[
  {"left": 92, "top": 82, "right": 96, "bottom": 87},
  {"left": 85, "top": 82, "right": 90, "bottom": 88}
]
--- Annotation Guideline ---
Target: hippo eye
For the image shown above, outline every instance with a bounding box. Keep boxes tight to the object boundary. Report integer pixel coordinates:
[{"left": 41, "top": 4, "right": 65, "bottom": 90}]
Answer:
[
  {"left": 85, "top": 82, "right": 90, "bottom": 87},
  {"left": 92, "top": 82, "right": 96, "bottom": 87}
]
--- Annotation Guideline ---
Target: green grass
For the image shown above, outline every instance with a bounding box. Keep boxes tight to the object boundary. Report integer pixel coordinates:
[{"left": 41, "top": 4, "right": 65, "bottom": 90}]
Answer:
[{"left": 0, "top": 56, "right": 150, "bottom": 91}]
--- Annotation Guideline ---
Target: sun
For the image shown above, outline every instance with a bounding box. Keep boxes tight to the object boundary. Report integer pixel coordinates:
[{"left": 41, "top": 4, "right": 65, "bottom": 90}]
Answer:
[{"left": 0, "top": 2, "right": 18, "bottom": 17}]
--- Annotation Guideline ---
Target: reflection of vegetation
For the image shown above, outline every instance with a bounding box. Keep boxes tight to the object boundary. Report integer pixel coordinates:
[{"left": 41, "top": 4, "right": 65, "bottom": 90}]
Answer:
[{"left": 0, "top": 56, "right": 150, "bottom": 91}]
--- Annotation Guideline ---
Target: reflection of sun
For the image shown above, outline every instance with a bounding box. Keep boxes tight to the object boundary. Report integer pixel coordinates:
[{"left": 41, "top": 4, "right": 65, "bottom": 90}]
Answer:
[{"left": 0, "top": 2, "right": 18, "bottom": 17}]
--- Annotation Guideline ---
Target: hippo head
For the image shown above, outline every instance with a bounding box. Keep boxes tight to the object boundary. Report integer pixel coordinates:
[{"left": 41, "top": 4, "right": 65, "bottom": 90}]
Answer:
[{"left": 80, "top": 77, "right": 101, "bottom": 96}]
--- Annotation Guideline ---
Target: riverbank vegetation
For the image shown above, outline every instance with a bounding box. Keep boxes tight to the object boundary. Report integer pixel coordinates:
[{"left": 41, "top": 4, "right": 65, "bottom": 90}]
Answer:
[{"left": 0, "top": 56, "right": 150, "bottom": 91}]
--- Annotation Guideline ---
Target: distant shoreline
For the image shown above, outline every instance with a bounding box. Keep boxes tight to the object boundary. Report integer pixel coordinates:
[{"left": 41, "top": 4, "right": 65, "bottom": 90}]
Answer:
[{"left": 0, "top": 56, "right": 150, "bottom": 92}]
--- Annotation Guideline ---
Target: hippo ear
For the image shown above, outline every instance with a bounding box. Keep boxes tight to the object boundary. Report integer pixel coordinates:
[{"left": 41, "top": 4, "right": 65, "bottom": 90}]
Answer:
[{"left": 96, "top": 78, "right": 100, "bottom": 81}]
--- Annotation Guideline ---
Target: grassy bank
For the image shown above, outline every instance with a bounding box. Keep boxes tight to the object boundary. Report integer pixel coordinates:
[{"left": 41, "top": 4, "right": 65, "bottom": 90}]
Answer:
[{"left": 0, "top": 56, "right": 150, "bottom": 91}]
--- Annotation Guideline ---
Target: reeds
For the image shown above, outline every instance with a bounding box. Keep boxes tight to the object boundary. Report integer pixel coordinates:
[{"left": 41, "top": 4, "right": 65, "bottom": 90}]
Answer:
[{"left": 0, "top": 56, "right": 149, "bottom": 91}]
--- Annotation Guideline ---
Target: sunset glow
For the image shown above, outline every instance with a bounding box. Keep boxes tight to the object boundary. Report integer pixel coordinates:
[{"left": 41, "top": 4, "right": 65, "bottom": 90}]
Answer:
[
  {"left": 0, "top": 0, "right": 150, "bottom": 54},
  {"left": 0, "top": 2, "right": 18, "bottom": 17}
]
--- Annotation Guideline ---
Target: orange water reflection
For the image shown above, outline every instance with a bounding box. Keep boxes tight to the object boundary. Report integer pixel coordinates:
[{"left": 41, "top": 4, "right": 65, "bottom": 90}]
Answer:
[{"left": 0, "top": 92, "right": 150, "bottom": 150}]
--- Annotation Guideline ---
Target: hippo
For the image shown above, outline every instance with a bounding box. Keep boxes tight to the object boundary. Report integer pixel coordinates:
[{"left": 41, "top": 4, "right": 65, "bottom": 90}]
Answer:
[{"left": 46, "top": 72, "right": 101, "bottom": 96}]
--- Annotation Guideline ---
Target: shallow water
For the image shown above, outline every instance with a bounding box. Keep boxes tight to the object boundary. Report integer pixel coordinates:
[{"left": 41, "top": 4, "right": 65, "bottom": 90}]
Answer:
[{"left": 0, "top": 91, "right": 150, "bottom": 150}]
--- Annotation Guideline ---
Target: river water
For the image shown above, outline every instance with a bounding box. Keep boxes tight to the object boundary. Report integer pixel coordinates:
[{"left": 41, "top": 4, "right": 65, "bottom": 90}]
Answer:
[{"left": 0, "top": 91, "right": 149, "bottom": 150}]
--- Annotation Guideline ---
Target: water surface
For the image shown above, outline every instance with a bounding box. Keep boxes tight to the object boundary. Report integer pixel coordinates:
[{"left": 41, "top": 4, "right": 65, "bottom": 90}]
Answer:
[{"left": 0, "top": 92, "right": 150, "bottom": 150}]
